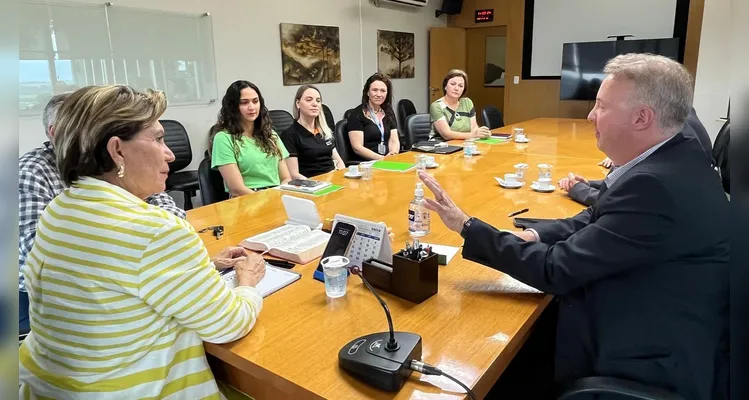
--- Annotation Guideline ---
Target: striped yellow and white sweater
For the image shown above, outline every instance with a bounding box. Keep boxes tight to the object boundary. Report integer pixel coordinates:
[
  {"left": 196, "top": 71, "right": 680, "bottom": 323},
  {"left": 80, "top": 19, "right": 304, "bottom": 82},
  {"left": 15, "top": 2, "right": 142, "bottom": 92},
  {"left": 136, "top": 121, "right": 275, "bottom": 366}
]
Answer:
[{"left": 19, "top": 177, "right": 262, "bottom": 399}]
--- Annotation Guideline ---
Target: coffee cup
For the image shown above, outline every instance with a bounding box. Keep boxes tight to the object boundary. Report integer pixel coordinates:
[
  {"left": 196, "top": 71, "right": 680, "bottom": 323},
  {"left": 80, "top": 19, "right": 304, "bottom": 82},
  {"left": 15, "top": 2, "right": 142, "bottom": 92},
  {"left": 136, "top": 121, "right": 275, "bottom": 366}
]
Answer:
[
  {"left": 504, "top": 173, "right": 519, "bottom": 184},
  {"left": 348, "top": 165, "right": 360, "bottom": 175},
  {"left": 537, "top": 177, "right": 553, "bottom": 189},
  {"left": 425, "top": 155, "right": 436, "bottom": 166}
]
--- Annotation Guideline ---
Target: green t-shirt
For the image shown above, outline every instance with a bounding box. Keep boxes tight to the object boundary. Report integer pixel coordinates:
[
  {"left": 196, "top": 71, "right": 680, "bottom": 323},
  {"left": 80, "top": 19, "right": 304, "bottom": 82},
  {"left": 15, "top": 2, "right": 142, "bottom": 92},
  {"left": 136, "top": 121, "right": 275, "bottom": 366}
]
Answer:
[
  {"left": 211, "top": 130, "right": 289, "bottom": 191},
  {"left": 429, "top": 97, "right": 476, "bottom": 136}
]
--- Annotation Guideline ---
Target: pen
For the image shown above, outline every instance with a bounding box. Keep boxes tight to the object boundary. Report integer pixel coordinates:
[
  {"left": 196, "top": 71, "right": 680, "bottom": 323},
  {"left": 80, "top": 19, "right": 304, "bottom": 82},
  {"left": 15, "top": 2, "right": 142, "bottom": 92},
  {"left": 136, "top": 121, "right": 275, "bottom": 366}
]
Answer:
[
  {"left": 507, "top": 208, "right": 529, "bottom": 218},
  {"left": 264, "top": 258, "right": 295, "bottom": 269}
]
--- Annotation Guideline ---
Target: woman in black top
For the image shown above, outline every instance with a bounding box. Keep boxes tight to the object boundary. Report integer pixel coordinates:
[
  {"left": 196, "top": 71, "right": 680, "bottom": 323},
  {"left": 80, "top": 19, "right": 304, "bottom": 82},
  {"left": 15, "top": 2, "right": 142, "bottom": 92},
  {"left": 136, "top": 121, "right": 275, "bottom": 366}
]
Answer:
[
  {"left": 346, "top": 73, "right": 400, "bottom": 161},
  {"left": 281, "top": 85, "right": 346, "bottom": 178}
]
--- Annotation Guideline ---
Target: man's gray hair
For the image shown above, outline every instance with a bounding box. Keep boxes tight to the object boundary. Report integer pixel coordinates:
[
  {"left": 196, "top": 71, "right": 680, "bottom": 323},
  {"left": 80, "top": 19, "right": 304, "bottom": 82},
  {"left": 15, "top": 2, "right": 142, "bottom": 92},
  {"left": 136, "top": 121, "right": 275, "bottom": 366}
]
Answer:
[
  {"left": 42, "top": 93, "right": 72, "bottom": 137},
  {"left": 603, "top": 53, "right": 693, "bottom": 133}
]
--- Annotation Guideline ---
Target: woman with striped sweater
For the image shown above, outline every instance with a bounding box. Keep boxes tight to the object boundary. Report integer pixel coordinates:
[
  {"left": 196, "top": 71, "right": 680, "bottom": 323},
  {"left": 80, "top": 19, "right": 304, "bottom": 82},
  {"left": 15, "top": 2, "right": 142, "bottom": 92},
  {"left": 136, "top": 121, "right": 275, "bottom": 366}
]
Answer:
[{"left": 19, "top": 85, "right": 264, "bottom": 399}]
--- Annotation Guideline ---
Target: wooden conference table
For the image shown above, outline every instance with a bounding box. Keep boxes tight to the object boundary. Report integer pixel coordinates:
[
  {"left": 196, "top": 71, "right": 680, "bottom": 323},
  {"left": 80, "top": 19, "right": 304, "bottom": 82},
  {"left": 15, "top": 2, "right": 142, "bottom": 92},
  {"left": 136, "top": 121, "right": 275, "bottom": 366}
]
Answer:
[{"left": 187, "top": 118, "right": 607, "bottom": 399}]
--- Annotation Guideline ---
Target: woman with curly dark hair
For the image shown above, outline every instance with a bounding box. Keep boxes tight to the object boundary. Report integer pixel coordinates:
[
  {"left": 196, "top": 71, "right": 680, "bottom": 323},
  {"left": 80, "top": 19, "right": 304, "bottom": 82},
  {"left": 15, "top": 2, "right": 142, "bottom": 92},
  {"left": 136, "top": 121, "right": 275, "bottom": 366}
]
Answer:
[
  {"left": 212, "top": 80, "right": 290, "bottom": 195},
  {"left": 346, "top": 73, "right": 400, "bottom": 161}
]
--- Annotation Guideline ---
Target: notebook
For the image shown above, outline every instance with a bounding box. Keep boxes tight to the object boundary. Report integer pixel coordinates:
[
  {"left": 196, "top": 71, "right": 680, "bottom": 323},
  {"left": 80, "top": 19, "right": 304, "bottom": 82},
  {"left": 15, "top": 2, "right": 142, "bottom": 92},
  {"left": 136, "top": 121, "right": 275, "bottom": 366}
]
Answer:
[
  {"left": 220, "top": 264, "right": 301, "bottom": 297},
  {"left": 279, "top": 179, "right": 332, "bottom": 194}
]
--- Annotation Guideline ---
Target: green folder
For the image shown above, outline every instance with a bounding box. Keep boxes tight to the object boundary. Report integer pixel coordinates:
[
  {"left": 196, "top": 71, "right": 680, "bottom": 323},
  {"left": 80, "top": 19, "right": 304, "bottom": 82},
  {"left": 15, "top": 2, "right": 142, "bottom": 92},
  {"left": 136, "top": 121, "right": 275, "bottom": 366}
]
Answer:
[
  {"left": 475, "top": 138, "right": 507, "bottom": 144},
  {"left": 371, "top": 161, "right": 416, "bottom": 172},
  {"left": 311, "top": 184, "right": 344, "bottom": 196}
]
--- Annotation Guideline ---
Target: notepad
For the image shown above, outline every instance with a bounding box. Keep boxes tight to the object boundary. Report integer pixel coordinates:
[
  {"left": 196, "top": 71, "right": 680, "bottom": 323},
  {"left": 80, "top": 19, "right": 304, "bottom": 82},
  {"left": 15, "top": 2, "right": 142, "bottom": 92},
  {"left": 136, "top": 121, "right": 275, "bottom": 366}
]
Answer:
[
  {"left": 475, "top": 138, "right": 507, "bottom": 144},
  {"left": 311, "top": 184, "right": 344, "bottom": 196},
  {"left": 220, "top": 264, "right": 301, "bottom": 297},
  {"left": 371, "top": 160, "right": 416, "bottom": 172}
]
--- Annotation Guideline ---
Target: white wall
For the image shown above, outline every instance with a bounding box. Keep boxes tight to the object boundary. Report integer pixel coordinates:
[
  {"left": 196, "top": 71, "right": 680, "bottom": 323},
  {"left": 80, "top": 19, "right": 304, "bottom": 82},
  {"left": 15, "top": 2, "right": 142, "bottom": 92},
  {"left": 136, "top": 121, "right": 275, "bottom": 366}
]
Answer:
[
  {"left": 18, "top": 0, "right": 446, "bottom": 169},
  {"left": 693, "top": 0, "right": 730, "bottom": 142}
]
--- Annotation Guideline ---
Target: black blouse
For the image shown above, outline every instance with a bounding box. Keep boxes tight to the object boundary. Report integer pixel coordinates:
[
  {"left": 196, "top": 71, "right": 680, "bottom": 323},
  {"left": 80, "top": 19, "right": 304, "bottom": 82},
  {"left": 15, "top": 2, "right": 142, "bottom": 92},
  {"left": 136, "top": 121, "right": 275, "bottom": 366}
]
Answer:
[{"left": 346, "top": 105, "right": 395, "bottom": 160}]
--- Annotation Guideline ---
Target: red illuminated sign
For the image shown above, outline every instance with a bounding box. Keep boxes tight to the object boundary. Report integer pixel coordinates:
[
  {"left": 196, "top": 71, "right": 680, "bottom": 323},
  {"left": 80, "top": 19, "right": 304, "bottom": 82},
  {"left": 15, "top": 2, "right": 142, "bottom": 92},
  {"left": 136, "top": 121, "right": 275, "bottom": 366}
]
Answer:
[{"left": 475, "top": 9, "right": 494, "bottom": 23}]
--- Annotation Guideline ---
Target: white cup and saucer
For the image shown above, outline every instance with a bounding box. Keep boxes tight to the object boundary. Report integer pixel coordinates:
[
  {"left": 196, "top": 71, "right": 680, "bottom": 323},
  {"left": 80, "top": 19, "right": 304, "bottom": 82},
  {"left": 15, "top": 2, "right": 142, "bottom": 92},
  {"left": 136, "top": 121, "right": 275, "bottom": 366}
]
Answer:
[
  {"left": 424, "top": 155, "right": 439, "bottom": 169},
  {"left": 344, "top": 165, "right": 362, "bottom": 179},
  {"left": 531, "top": 177, "right": 555, "bottom": 192},
  {"left": 495, "top": 173, "right": 524, "bottom": 189},
  {"left": 514, "top": 128, "right": 530, "bottom": 143}
]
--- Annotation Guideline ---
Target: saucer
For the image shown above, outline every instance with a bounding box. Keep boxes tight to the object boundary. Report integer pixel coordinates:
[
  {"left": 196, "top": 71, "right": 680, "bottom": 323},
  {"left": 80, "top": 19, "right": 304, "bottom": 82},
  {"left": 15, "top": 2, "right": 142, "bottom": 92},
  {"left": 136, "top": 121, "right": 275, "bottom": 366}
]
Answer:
[
  {"left": 515, "top": 138, "right": 530, "bottom": 143},
  {"left": 344, "top": 172, "right": 362, "bottom": 179},
  {"left": 531, "top": 182, "right": 555, "bottom": 192},
  {"left": 495, "top": 177, "right": 523, "bottom": 188},
  {"left": 426, "top": 163, "right": 439, "bottom": 169}
]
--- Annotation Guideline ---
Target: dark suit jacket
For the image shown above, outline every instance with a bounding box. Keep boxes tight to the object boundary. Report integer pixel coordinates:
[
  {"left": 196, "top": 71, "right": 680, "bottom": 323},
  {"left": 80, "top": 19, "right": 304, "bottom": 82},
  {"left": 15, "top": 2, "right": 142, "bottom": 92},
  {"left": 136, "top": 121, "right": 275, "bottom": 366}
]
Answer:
[
  {"left": 463, "top": 133, "right": 729, "bottom": 400},
  {"left": 566, "top": 108, "right": 713, "bottom": 207}
]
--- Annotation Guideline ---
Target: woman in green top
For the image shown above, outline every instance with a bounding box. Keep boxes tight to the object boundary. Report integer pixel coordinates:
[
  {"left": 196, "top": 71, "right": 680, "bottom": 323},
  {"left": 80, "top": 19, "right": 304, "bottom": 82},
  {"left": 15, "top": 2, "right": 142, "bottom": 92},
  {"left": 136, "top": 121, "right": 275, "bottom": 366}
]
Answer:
[
  {"left": 212, "top": 80, "right": 291, "bottom": 196},
  {"left": 429, "top": 69, "right": 491, "bottom": 140}
]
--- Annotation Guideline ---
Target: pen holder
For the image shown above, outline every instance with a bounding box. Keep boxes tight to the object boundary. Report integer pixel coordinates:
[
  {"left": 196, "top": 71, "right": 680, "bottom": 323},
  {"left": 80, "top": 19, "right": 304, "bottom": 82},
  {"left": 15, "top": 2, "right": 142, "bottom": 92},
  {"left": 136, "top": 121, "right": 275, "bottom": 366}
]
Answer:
[{"left": 362, "top": 252, "right": 438, "bottom": 304}]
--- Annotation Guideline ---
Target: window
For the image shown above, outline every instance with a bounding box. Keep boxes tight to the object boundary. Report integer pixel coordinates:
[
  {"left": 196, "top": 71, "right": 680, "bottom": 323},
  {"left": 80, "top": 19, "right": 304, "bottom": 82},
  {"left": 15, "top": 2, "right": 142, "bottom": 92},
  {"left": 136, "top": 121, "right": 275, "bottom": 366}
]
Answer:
[{"left": 19, "top": 0, "right": 217, "bottom": 115}]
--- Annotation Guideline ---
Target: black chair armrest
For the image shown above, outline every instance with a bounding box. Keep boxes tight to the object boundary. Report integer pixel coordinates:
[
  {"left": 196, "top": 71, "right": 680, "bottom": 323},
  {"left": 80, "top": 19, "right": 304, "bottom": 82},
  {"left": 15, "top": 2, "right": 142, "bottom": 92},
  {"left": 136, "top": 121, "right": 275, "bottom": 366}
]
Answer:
[{"left": 557, "top": 377, "right": 685, "bottom": 400}]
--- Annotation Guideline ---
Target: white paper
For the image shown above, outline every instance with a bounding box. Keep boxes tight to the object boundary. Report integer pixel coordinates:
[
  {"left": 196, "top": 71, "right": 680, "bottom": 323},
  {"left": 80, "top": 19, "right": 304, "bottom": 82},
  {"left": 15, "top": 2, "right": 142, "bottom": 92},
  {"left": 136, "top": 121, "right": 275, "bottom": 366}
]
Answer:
[
  {"left": 422, "top": 243, "right": 460, "bottom": 265},
  {"left": 221, "top": 264, "right": 300, "bottom": 297}
]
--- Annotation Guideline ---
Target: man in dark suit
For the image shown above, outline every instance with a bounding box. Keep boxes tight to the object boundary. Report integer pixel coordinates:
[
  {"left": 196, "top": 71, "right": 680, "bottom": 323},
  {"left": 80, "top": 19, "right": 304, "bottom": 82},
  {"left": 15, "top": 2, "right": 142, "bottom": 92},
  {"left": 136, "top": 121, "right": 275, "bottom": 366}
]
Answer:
[
  {"left": 418, "top": 53, "right": 729, "bottom": 400},
  {"left": 560, "top": 107, "right": 714, "bottom": 206}
]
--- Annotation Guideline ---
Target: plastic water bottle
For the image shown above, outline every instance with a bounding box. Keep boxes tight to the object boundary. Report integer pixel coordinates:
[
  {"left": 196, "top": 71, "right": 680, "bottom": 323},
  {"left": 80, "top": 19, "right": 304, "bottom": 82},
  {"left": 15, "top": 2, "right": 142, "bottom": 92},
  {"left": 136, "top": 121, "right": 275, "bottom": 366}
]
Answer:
[{"left": 408, "top": 183, "right": 430, "bottom": 237}]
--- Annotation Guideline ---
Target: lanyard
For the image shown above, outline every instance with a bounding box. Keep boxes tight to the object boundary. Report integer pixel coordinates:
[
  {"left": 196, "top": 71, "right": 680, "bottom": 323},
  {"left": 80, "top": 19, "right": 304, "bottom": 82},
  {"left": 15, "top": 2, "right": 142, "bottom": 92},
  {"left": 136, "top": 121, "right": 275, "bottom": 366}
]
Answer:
[{"left": 367, "top": 105, "right": 385, "bottom": 144}]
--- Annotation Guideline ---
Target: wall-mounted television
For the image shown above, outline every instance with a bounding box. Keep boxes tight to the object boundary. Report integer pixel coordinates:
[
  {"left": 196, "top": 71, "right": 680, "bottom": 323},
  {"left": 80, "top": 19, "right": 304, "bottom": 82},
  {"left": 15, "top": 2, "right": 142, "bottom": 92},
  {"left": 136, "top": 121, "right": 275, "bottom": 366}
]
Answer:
[{"left": 559, "top": 38, "right": 681, "bottom": 101}]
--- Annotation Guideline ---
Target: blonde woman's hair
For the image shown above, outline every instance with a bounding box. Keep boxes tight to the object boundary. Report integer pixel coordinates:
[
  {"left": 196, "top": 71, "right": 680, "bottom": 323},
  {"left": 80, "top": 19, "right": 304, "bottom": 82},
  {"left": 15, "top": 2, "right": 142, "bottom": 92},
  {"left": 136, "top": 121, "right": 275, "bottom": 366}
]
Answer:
[
  {"left": 293, "top": 85, "right": 333, "bottom": 140},
  {"left": 603, "top": 53, "right": 693, "bottom": 133},
  {"left": 54, "top": 85, "right": 167, "bottom": 185}
]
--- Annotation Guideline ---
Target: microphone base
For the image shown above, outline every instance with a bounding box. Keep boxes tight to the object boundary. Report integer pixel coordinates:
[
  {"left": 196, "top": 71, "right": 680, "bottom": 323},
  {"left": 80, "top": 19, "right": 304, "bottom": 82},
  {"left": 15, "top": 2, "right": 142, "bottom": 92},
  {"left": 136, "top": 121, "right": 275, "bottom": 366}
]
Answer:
[{"left": 338, "top": 331, "right": 422, "bottom": 392}]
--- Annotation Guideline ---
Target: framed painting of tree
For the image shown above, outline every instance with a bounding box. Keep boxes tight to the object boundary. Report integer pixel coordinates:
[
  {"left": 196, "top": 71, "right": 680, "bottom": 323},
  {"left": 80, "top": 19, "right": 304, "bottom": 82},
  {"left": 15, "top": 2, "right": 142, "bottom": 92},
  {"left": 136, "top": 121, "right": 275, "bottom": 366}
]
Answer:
[
  {"left": 377, "top": 30, "right": 415, "bottom": 79},
  {"left": 280, "top": 23, "right": 341, "bottom": 85}
]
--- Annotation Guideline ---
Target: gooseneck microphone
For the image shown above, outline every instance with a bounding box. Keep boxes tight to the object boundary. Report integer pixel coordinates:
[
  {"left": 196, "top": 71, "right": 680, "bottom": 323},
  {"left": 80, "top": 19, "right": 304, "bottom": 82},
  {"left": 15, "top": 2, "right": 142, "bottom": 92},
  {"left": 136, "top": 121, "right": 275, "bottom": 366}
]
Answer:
[
  {"left": 349, "top": 267, "right": 399, "bottom": 352},
  {"left": 337, "top": 266, "right": 422, "bottom": 392},
  {"left": 338, "top": 266, "right": 476, "bottom": 398}
]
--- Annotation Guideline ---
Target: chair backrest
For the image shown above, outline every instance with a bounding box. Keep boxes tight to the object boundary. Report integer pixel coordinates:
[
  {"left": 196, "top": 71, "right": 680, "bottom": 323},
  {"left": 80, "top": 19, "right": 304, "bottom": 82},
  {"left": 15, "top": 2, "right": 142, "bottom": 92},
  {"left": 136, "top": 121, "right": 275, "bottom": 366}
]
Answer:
[
  {"left": 161, "top": 119, "right": 193, "bottom": 173},
  {"left": 322, "top": 104, "right": 336, "bottom": 133},
  {"left": 397, "top": 99, "right": 417, "bottom": 135},
  {"left": 334, "top": 119, "right": 356, "bottom": 166},
  {"left": 712, "top": 119, "right": 730, "bottom": 194},
  {"left": 343, "top": 108, "right": 356, "bottom": 120},
  {"left": 405, "top": 113, "right": 432, "bottom": 148},
  {"left": 481, "top": 105, "right": 505, "bottom": 130},
  {"left": 268, "top": 109, "right": 295, "bottom": 133},
  {"left": 198, "top": 157, "right": 229, "bottom": 206}
]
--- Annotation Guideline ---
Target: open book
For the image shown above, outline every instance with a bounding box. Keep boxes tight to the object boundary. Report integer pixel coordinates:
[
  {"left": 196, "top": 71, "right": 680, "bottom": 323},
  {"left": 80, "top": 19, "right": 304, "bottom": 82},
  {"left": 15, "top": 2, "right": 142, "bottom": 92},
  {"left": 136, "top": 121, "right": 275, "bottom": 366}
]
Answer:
[{"left": 240, "top": 224, "right": 330, "bottom": 264}]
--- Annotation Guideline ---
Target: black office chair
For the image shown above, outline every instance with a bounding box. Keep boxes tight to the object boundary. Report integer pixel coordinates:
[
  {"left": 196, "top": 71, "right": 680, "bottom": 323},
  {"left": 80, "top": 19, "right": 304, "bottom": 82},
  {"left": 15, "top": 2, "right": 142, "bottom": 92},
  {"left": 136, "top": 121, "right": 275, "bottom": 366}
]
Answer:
[
  {"left": 405, "top": 113, "right": 432, "bottom": 149},
  {"left": 481, "top": 105, "right": 505, "bottom": 129},
  {"left": 322, "top": 104, "right": 336, "bottom": 133},
  {"left": 162, "top": 120, "right": 199, "bottom": 210},
  {"left": 343, "top": 108, "right": 356, "bottom": 120},
  {"left": 334, "top": 120, "right": 359, "bottom": 166},
  {"left": 198, "top": 157, "right": 229, "bottom": 206},
  {"left": 268, "top": 109, "right": 294, "bottom": 133},
  {"left": 712, "top": 119, "right": 729, "bottom": 194},
  {"left": 557, "top": 377, "right": 685, "bottom": 400},
  {"left": 397, "top": 99, "right": 417, "bottom": 150}
]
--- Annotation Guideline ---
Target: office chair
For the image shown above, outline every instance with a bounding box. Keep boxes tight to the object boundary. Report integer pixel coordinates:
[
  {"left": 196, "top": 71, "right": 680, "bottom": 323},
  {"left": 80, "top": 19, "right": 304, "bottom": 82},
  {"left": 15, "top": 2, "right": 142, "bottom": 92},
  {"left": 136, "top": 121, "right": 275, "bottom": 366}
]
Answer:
[
  {"left": 161, "top": 120, "right": 199, "bottom": 210},
  {"left": 198, "top": 157, "right": 229, "bottom": 206},
  {"left": 343, "top": 108, "right": 356, "bottom": 120},
  {"left": 712, "top": 119, "right": 730, "bottom": 194},
  {"left": 268, "top": 109, "right": 295, "bottom": 133},
  {"left": 397, "top": 99, "right": 417, "bottom": 150},
  {"left": 334, "top": 120, "right": 359, "bottom": 166},
  {"left": 481, "top": 105, "right": 505, "bottom": 129},
  {"left": 557, "top": 377, "right": 685, "bottom": 400},
  {"left": 322, "top": 104, "right": 336, "bottom": 133},
  {"left": 405, "top": 113, "right": 432, "bottom": 149}
]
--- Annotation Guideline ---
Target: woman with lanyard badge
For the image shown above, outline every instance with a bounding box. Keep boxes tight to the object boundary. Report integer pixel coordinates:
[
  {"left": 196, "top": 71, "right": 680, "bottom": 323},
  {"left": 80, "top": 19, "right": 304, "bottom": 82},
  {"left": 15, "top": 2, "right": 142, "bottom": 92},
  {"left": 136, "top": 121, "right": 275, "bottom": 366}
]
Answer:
[
  {"left": 430, "top": 69, "right": 491, "bottom": 140},
  {"left": 346, "top": 73, "right": 400, "bottom": 161}
]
